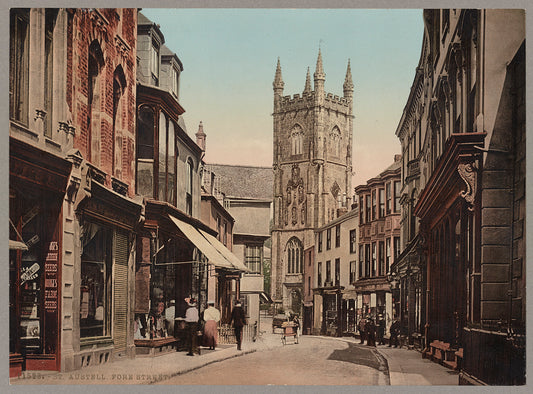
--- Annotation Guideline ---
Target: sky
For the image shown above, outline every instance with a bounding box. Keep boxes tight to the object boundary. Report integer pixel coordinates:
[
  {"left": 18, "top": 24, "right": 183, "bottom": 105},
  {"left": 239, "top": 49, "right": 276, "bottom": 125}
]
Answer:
[{"left": 142, "top": 8, "right": 424, "bottom": 187}]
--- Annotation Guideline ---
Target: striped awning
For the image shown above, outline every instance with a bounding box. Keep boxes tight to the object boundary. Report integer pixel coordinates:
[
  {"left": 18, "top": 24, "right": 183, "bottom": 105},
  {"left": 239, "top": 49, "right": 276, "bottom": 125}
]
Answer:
[
  {"left": 168, "top": 215, "right": 233, "bottom": 270},
  {"left": 198, "top": 229, "right": 249, "bottom": 273}
]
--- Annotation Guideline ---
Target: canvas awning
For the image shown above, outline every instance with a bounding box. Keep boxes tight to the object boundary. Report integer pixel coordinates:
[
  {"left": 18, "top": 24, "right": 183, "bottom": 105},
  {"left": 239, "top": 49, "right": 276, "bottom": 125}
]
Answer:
[
  {"left": 198, "top": 229, "right": 249, "bottom": 273},
  {"left": 168, "top": 215, "right": 233, "bottom": 269},
  {"left": 9, "top": 240, "right": 28, "bottom": 251}
]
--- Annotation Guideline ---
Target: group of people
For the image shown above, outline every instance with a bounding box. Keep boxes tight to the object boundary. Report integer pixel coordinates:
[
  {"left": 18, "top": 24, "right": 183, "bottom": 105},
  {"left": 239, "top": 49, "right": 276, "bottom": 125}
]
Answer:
[
  {"left": 358, "top": 314, "right": 401, "bottom": 347},
  {"left": 184, "top": 298, "right": 247, "bottom": 356}
]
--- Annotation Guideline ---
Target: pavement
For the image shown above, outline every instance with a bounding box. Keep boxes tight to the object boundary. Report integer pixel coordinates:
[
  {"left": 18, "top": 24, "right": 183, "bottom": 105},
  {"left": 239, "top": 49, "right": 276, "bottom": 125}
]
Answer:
[{"left": 11, "top": 316, "right": 458, "bottom": 386}]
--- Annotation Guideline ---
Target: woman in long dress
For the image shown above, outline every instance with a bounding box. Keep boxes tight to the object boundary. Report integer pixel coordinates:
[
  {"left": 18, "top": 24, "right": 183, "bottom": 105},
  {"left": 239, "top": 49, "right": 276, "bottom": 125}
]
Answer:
[{"left": 203, "top": 301, "right": 221, "bottom": 350}]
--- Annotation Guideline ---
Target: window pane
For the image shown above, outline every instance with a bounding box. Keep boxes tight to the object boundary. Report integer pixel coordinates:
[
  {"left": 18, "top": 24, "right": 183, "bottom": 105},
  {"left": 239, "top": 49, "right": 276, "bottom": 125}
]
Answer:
[
  {"left": 158, "top": 112, "right": 167, "bottom": 201},
  {"left": 167, "top": 121, "right": 176, "bottom": 204}
]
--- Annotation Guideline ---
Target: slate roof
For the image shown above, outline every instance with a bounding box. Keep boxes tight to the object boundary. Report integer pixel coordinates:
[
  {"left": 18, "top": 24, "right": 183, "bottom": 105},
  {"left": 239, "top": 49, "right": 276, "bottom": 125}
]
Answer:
[{"left": 208, "top": 164, "right": 273, "bottom": 200}]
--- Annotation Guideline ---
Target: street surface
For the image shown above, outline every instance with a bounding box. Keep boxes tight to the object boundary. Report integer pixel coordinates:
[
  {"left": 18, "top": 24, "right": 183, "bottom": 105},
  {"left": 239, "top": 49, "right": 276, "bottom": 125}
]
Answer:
[{"left": 157, "top": 336, "right": 389, "bottom": 385}]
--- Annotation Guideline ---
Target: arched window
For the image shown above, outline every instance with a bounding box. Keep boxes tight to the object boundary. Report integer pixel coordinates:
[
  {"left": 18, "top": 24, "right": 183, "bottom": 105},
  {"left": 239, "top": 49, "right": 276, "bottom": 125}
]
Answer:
[
  {"left": 290, "top": 124, "right": 303, "bottom": 155},
  {"left": 87, "top": 40, "right": 104, "bottom": 163},
  {"left": 330, "top": 126, "right": 341, "bottom": 157},
  {"left": 112, "top": 66, "right": 126, "bottom": 178},
  {"left": 286, "top": 237, "right": 303, "bottom": 274}
]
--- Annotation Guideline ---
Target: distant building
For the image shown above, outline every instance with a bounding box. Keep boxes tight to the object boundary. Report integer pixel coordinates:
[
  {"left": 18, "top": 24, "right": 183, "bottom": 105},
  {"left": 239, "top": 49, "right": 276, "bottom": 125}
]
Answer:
[
  {"left": 354, "top": 156, "right": 401, "bottom": 335},
  {"left": 206, "top": 164, "right": 273, "bottom": 332},
  {"left": 271, "top": 51, "right": 354, "bottom": 315},
  {"left": 312, "top": 208, "right": 359, "bottom": 336}
]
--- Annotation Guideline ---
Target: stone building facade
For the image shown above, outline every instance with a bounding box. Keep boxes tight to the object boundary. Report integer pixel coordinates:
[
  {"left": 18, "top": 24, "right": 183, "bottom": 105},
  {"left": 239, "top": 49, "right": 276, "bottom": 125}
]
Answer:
[
  {"left": 392, "top": 9, "right": 525, "bottom": 385},
  {"left": 271, "top": 51, "right": 354, "bottom": 314},
  {"left": 354, "top": 157, "right": 401, "bottom": 336}
]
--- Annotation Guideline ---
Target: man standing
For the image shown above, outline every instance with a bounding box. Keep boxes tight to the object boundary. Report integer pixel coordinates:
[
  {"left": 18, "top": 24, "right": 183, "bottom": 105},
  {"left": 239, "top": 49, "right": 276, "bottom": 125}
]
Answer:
[
  {"left": 203, "top": 300, "right": 221, "bottom": 350},
  {"left": 376, "top": 314, "right": 386, "bottom": 345},
  {"left": 230, "top": 300, "right": 246, "bottom": 350},
  {"left": 185, "top": 298, "right": 199, "bottom": 356},
  {"left": 389, "top": 319, "right": 400, "bottom": 348},
  {"left": 358, "top": 316, "right": 367, "bottom": 344}
]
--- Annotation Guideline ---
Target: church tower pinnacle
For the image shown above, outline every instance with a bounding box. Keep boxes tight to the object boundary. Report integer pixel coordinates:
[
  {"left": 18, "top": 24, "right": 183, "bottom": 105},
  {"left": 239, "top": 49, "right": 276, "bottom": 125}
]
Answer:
[
  {"left": 313, "top": 48, "right": 326, "bottom": 93},
  {"left": 343, "top": 59, "right": 354, "bottom": 101},
  {"left": 303, "top": 67, "right": 312, "bottom": 94},
  {"left": 195, "top": 121, "right": 206, "bottom": 151},
  {"left": 273, "top": 57, "right": 285, "bottom": 95}
]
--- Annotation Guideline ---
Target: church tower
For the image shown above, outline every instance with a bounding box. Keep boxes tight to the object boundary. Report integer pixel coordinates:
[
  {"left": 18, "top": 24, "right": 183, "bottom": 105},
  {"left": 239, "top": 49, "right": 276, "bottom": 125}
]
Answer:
[{"left": 271, "top": 50, "right": 354, "bottom": 312}]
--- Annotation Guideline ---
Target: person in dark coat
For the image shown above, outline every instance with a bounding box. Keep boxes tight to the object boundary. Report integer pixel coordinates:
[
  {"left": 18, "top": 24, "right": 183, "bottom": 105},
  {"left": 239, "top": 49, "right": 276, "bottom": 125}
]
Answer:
[
  {"left": 184, "top": 298, "right": 199, "bottom": 356},
  {"left": 358, "top": 317, "right": 367, "bottom": 344},
  {"left": 377, "top": 314, "right": 386, "bottom": 345},
  {"left": 365, "top": 317, "right": 376, "bottom": 347},
  {"left": 230, "top": 300, "right": 246, "bottom": 350},
  {"left": 389, "top": 319, "right": 400, "bottom": 347}
]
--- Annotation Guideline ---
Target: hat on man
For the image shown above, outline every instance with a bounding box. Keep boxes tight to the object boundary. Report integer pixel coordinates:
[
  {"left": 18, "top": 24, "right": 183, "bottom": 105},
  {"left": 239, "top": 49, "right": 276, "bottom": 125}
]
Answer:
[
  {"left": 207, "top": 300, "right": 215, "bottom": 305},
  {"left": 187, "top": 298, "right": 197, "bottom": 306}
]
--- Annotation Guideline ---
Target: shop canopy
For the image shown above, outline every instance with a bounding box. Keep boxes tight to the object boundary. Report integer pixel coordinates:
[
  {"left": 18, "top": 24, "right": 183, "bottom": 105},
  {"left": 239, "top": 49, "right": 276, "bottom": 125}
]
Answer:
[
  {"left": 198, "top": 229, "right": 249, "bottom": 273},
  {"left": 168, "top": 215, "right": 246, "bottom": 272}
]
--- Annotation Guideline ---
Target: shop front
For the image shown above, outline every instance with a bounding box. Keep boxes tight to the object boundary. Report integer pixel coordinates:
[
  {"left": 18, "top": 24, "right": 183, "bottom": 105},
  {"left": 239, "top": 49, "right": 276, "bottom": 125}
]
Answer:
[{"left": 9, "top": 138, "right": 72, "bottom": 376}]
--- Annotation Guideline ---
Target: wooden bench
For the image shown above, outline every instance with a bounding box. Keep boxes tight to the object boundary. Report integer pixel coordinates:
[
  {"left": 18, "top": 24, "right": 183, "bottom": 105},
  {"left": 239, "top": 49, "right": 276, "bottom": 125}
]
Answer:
[
  {"left": 134, "top": 337, "right": 179, "bottom": 356},
  {"left": 428, "top": 340, "right": 451, "bottom": 364}
]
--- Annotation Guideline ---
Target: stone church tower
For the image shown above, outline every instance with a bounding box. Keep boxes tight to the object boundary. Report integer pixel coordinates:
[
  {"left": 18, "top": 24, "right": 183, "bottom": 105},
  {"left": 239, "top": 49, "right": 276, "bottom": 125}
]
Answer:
[{"left": 271, "top": 50, "right": 354, "bottom": 312}]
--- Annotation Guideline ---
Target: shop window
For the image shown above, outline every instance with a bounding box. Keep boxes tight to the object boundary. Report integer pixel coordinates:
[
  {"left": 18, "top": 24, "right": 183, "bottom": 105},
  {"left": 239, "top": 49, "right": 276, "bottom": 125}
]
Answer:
[
  {"left": 349, "top": 229, "right": 357, "bottom": 253},
  {"left": 326, "top": 228, "right": 331, "bottom": 250},
  {"left": 335, "top": 224, "right": 340, "bottom": 248},
  {"left": 245, "top": 245, "right": 261, "bottom": 274},
  {"left": 9, "top": 9, "right": 30, "bottom": 125},
  {"left": 80, "top": 222, "right": 112, "bottom": 338},
  {"left": 136, "top": 106, "right": 155, "bottom": 197},
  {"left": 317, "top": 262, "right": 322, "bottom": 287},
  {"left": 287, "top": 237, "right": 303, "bottom": 274}
]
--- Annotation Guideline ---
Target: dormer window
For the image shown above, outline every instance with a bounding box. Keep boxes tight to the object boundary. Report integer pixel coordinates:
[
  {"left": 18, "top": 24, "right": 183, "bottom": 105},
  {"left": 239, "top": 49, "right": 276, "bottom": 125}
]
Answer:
[
  {"left": 150, "top": 41, "right": 159, "bottom": 86},
  {"left": 170, "top": 66, "right": 179, "bottom": 98}
]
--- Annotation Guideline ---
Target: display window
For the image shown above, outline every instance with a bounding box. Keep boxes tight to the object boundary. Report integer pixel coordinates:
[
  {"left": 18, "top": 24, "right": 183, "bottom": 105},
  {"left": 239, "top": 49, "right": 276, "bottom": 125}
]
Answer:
[{"left": 80, "top": 222, "right": 112, "bottom": 338}]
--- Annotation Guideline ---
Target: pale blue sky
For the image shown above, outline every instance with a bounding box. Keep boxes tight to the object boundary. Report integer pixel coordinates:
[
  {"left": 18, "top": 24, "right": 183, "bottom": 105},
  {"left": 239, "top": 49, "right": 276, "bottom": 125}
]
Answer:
[{"left": 142, "top": 8, "right": 424, "bottom": 187}]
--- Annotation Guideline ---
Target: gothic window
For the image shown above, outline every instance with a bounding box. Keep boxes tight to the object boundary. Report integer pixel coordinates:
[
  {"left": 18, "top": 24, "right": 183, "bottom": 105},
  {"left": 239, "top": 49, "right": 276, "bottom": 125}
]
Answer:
[
  {"left": 44, "top": 9, "right": 58, "bottom": 137},
  {"left": 286, "top": 237, "right": 303, "bottom": 274},
  {"left": 87, "top": 40, "right": 105, "bottom": 162},
  {"left": 330, "top": 126, "right": 342, "bottom": 156},
  {"left": 9, "top": 9, "right": 29, "bottom": 125},
  {"left": 112, "top": 66, "right": 126, "bottom": 178},
  {"left": 290, "top": 125, "right": 303, "bottom": 155}
]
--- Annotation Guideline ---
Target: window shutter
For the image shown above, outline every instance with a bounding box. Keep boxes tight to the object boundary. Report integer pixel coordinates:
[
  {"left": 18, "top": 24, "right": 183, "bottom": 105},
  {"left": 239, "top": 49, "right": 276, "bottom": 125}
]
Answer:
[{"left": 113, "top": 230, "right": 129, "bottom": 356}]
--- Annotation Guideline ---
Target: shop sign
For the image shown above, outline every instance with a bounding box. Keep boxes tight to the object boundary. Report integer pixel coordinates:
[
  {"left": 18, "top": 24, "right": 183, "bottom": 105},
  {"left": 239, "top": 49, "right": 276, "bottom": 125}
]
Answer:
[
  {"left": 21, "top": 263, "right": 40, "bottom": 285},
  {"left": 45, "top": 241, "right": 59, "bottom": 311}
]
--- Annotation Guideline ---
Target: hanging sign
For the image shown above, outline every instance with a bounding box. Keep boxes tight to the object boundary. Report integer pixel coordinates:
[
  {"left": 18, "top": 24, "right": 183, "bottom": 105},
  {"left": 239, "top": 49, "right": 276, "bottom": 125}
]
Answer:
[
  {"left": 21, "top": 263, "right": 40, "bottom": 285},
  {"left": 45, "top": 241, "right": 59, "bottom": 311}
]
